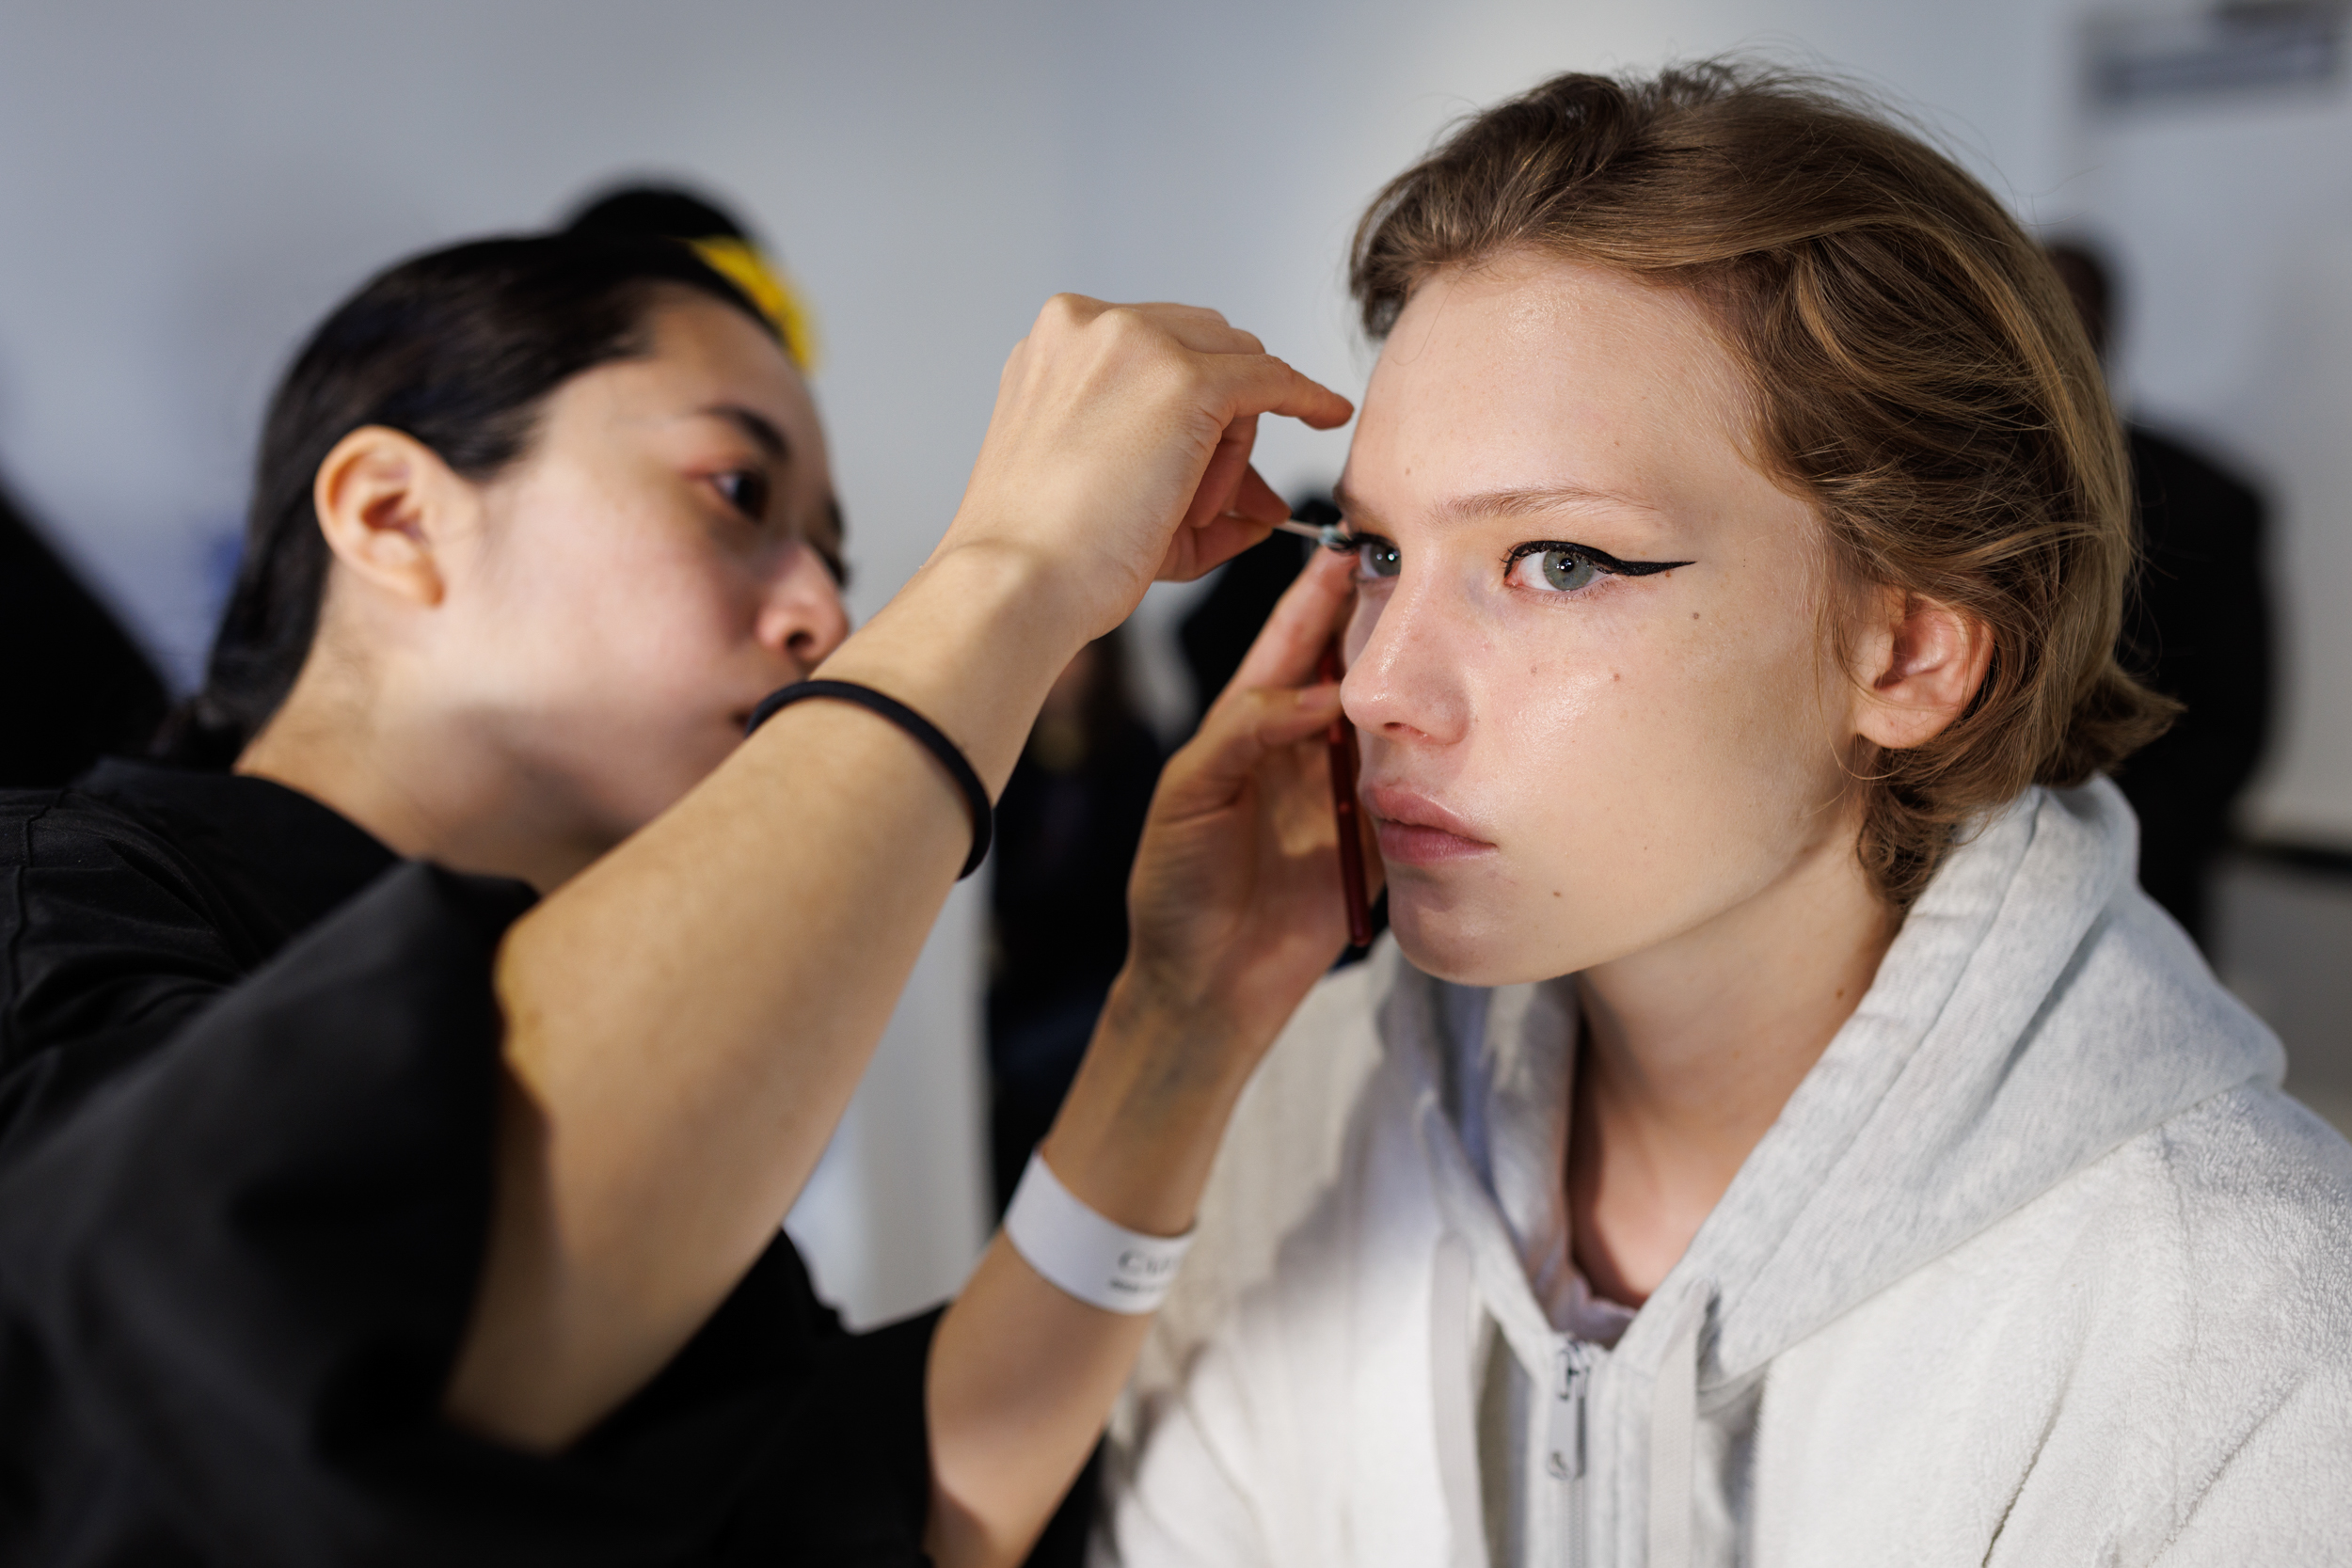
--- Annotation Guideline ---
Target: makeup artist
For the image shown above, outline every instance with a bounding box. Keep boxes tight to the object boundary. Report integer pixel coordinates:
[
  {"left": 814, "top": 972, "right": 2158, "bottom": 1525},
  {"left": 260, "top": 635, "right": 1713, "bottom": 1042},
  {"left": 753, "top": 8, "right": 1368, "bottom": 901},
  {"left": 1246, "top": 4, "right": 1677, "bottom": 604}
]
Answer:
[{"left": 0, "top": 231, "right": 1364, "bottom": 1568}]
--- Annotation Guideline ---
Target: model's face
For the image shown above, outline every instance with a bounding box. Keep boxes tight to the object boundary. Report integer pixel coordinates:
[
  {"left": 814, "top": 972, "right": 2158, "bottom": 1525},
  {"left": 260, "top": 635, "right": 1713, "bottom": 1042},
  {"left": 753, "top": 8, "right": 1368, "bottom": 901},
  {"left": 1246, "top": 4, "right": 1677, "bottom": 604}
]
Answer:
[
  {"left": 442, "top": 293, "right": 849, "bottom": 848},
  {"left": 1340, "top": 255, "right": 1866, "bottom": 987}
]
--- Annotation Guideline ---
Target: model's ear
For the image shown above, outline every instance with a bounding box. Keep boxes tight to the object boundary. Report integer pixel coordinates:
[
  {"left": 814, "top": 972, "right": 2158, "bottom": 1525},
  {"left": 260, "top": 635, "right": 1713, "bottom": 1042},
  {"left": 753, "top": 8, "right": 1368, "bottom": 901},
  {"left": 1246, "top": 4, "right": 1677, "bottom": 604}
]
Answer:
[
  {"left": 1851, "top": 586, "right": 1993, "bottom": 752},
  {"left": 311, "top": 425, "right": 469, "bottom": 609}
]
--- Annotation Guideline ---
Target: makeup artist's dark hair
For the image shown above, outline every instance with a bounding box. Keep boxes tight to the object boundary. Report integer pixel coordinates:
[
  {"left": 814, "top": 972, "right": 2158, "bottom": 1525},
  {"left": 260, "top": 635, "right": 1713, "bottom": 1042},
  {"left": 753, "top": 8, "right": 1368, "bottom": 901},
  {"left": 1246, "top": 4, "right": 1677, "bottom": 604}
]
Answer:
[
  {"left": 1351, "top": 61, "right": 2175, "bottom": 908},
  {"left": 153, "top": 232, "right": 776, "bottom": 767},
  {"left": 565, "top": 184, "right": 754, "bottom": 245}
]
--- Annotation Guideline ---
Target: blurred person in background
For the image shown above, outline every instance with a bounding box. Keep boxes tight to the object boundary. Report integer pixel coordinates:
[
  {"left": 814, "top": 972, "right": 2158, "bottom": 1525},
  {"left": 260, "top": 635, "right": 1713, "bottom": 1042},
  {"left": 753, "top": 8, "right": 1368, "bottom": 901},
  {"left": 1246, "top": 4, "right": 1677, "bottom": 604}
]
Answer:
[
  {"left": 0, "top": 472, "right": 168, "bottom": 784},
  {"left": 986, "top": 630, "right": 1162, "bottom": 1215},
  {"left": 0, "top": 219, "right": 1363, "bottom": 1568},
  {"left": 2048, "top": 238, "right": 2273, "bottom": 952}
]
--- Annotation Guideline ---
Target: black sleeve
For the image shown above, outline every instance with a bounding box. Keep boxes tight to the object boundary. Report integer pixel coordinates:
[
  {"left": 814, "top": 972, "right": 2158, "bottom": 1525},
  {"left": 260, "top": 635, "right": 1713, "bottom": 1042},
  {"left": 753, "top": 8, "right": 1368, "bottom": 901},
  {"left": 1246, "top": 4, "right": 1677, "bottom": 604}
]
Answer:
[
  {"left": 0, "top": 797, "right": 259, "bottom": 1161},
  {"left": 0, "top": 863, "right": 935, "bottom": 1566}
]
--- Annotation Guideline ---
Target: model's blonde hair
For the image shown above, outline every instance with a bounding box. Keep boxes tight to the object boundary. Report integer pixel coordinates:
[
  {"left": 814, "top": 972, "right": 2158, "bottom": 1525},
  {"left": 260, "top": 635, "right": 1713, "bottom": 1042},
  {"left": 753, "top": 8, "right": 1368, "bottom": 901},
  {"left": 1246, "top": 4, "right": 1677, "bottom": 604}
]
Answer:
[{"left": 1351, "top": 62, "right": 2174, "bottom": 907}]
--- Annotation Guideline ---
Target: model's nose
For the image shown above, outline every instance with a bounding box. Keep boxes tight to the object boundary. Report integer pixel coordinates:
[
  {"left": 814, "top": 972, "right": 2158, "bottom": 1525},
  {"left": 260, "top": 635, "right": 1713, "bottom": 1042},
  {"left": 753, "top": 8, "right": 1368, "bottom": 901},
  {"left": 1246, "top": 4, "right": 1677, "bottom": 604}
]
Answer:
[{"left": 1342, "top": 578, "right": 1470, "bottom": 748}]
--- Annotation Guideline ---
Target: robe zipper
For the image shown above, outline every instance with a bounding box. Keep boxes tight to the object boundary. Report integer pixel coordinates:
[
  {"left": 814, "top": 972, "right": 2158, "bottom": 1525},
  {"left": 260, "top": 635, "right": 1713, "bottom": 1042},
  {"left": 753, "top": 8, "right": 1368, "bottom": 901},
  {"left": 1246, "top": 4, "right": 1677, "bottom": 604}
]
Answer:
[{"left": 1549, "top": 1337, "right": 1595, "bottom": 1568}]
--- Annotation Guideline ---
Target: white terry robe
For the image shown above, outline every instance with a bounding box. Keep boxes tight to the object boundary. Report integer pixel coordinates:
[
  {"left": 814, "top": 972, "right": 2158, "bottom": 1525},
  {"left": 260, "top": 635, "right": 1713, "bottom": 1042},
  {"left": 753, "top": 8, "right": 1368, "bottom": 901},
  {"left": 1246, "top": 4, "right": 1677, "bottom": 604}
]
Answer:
[{"left": 1095, "top": 781, "right": 2352, "bottom": 1567}]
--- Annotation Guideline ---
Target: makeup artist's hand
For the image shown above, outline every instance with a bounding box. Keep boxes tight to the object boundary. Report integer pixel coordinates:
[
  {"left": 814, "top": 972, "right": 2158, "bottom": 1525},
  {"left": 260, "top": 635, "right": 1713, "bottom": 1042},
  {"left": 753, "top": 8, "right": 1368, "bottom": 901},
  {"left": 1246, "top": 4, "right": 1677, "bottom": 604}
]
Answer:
[
  {"left": 931, "top": 295, "right": 1353, "bottom": 644},
  {"left": 1033, "top": 547, "right": 1380, "bottom": 1231}
]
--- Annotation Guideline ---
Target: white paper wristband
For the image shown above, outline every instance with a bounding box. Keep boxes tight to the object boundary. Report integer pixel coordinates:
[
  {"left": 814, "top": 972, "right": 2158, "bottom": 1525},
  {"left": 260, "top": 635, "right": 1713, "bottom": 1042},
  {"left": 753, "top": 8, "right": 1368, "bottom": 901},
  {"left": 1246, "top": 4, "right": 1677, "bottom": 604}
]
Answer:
[{"left": 1002, "top": 1150, "right": 1194, "bottom": 1315}]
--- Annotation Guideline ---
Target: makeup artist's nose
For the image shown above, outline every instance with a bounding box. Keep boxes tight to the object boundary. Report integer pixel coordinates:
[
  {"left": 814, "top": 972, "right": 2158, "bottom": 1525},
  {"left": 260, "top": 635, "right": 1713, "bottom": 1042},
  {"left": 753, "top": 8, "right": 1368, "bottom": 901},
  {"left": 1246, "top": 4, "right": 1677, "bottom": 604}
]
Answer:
[
  {"left": 755, "top": 541, "right": 851, "bottom": 675},
  {"left": 1342, "top": 577, "right": 1470, "bottom": 747}
]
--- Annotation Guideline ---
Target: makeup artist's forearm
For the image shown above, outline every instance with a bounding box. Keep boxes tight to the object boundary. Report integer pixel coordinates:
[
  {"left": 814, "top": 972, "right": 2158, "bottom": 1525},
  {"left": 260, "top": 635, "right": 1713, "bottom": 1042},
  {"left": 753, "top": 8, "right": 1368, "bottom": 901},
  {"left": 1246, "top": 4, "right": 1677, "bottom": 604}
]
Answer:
[
  {"left": 925, "top": 990, "right": 1263, "bottom": 1567},
  {"left": 1036, "top": 974, "right": 1262, "bottom": 1232},
  {"left": 926, "top": 1241, "right": 1154, "bottom": 1568},
  {"left": 452, "top": 544, "right": 1083, "bottom": 1448}
]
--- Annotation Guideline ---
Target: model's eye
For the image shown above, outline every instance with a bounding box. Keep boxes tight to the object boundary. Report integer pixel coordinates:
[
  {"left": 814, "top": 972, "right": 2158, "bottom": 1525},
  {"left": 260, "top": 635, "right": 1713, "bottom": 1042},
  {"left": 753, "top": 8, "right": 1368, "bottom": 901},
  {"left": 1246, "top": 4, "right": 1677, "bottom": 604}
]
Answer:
[
  {"left": 1355, "top": 536, "right": 1402, "bottom": 580},
  {"left": 1509, "top": 546, "right": 1600, "bottom": 594},
  {"left": 716, "top": 467, "right": 771, "bottom": 523}
]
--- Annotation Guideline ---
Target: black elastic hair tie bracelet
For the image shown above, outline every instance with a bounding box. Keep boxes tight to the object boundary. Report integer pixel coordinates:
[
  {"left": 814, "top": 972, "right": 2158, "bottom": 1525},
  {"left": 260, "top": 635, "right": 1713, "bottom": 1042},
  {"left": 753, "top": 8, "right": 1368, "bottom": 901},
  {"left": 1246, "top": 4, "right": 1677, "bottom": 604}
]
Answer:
[{"left": 745, "top": 680, "right": 993, "bottom": 878}]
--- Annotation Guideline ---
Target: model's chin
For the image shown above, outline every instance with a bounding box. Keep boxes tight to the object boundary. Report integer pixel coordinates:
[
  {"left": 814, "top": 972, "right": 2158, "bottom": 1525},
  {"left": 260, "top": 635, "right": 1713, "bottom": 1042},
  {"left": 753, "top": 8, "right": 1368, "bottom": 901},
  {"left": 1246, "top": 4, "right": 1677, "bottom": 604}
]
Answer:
[{"left": 1385, "top": 878, "right": 1566, "bottom": 990}]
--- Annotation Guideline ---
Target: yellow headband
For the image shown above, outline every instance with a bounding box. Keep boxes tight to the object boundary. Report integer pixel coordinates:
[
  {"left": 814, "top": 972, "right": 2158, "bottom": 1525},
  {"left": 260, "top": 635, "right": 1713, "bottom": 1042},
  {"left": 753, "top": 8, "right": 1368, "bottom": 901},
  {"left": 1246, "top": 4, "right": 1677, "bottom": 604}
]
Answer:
[{"left": 691, "top": 236, "right": 820, "bottom": 373}]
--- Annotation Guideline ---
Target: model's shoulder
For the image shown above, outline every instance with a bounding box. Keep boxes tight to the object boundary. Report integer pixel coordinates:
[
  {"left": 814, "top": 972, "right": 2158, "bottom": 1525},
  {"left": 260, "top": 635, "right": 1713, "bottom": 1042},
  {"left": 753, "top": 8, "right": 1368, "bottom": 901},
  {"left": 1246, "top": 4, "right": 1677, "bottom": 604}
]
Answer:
[
  {"left": 2052, "top": 1085, "right": 2352, "bottom": 1347},
  {"left": 2059, "top": 1091, "right": 2352, "bottom": 1520},
  {"left": 2145, "top": 1082, "right": 2352, "bottom": 1237}
]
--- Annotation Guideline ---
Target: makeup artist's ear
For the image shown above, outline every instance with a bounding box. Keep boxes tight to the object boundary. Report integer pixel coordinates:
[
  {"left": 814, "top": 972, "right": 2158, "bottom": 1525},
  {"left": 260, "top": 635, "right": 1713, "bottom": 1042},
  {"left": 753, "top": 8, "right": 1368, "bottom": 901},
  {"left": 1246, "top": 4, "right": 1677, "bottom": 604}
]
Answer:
[
  {"left": 1849, "top": 586, "right": 1993, "bottom": 751},
  {"left": 311, "top": 424, "right": 472, "bottom": 609}
]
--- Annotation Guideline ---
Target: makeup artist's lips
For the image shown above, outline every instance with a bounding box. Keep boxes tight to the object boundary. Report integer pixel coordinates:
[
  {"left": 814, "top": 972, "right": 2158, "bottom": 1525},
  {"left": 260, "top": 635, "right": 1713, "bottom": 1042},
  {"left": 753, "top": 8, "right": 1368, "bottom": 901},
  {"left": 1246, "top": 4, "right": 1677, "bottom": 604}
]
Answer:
[{"left": 1365, "top": 784, "right": 1496, "bottom": 866}]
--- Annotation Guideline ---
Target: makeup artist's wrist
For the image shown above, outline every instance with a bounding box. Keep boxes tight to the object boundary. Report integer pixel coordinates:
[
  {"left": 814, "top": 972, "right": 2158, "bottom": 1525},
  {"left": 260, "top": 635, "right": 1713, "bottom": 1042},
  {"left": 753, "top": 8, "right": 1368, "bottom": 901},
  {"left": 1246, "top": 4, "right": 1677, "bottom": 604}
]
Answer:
[
  {"left": 1032, "top": 974, "right": 1263, "bottom": 1238},
  {"left": 812, "top": 540, "right": 1087, "bottom": 795},
  {"left": 926, "top": 495, "right": 1138, "bottom": 639}
]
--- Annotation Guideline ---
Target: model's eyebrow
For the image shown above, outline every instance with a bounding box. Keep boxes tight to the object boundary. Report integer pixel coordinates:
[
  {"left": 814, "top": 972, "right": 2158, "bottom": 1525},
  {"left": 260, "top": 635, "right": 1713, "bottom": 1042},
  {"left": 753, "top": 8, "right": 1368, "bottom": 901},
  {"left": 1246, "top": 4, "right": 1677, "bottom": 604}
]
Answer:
[
  {"left": 705, "top": 404, "right": 790, "bottom": 460},
  {"left": 1438, "top": 482, "right": 1662, "bottom": 525},
  {"left": 1327, "top": 479, "right": 1383, "bottom": 534},
  {"left": 1329, "top": 479, "right": 1662, "bottom": 535}
]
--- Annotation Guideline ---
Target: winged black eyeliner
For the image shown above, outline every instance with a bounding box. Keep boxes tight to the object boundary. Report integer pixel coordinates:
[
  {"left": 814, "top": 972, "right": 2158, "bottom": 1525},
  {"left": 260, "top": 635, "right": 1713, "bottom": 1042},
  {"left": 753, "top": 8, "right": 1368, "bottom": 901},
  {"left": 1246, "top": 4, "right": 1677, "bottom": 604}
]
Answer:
[{"left": 1502, "top": 539, "right": 1694, "bottom": 577}]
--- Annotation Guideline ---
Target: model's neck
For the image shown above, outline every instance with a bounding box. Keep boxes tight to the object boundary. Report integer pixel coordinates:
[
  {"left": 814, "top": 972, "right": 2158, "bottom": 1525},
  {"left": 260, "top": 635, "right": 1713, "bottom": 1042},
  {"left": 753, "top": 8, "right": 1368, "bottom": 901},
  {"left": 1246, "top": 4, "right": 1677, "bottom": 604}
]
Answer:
[
  {"left": 235, "top": 653, "right": 602, "bottom": 894},
  {"left": 1566, "top": 825, "right": 1895, "bottom": 1306}
]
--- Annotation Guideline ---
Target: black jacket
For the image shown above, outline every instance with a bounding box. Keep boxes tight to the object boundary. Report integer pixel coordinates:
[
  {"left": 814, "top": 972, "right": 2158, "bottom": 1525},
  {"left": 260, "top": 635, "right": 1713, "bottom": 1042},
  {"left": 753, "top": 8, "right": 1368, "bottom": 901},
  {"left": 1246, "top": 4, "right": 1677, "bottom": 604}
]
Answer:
[{"left": 0, "top": 761, "right": 932, "bottom": 1566}]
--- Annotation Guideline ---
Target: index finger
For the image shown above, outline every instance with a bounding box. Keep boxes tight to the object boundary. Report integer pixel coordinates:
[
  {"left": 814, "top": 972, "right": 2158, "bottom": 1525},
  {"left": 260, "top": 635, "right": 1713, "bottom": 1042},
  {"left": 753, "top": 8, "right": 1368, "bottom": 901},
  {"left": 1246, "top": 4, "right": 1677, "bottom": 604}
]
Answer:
[{"left": 1199, "top": 350, "right": 1354, "bottom": 434}]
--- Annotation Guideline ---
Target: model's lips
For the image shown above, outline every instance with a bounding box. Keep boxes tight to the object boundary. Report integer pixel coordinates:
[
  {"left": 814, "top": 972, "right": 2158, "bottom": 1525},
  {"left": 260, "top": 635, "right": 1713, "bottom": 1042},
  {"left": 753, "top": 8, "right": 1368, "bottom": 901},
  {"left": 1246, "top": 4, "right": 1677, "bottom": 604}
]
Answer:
[{"left": 1364, "top": 783, "right": 1496, "bottom": 866}]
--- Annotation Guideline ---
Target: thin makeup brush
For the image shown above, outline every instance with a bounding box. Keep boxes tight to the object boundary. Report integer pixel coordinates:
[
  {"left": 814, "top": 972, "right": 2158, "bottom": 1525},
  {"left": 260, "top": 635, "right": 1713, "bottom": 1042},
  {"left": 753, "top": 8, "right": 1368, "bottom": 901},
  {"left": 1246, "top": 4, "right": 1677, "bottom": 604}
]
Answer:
[{"left": 1273, "top": 515, "right": 1353, "bottom": 553}]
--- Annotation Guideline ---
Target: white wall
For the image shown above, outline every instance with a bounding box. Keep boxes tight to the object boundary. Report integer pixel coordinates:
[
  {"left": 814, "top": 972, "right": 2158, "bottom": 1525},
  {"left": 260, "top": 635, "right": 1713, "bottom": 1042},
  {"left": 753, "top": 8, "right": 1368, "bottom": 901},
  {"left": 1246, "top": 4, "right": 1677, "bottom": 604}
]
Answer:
[{"left": 4, "top": 1, "right": 2342, "bottom": 1325}]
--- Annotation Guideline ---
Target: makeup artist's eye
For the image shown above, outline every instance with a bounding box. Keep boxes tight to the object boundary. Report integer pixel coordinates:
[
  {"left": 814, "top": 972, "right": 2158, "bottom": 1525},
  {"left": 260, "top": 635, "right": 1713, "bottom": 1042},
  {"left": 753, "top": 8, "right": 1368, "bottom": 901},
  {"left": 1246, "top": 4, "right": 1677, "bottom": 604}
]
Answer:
[
  {"left": 1505, "top": 545, "right": 1601, "bottom": 594},
  {"left": 715, "top": 467, "right": 771, "bottom": 523},
  {"left": 1354, "top": 535, "right": 1402, "bottom": 580}
]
